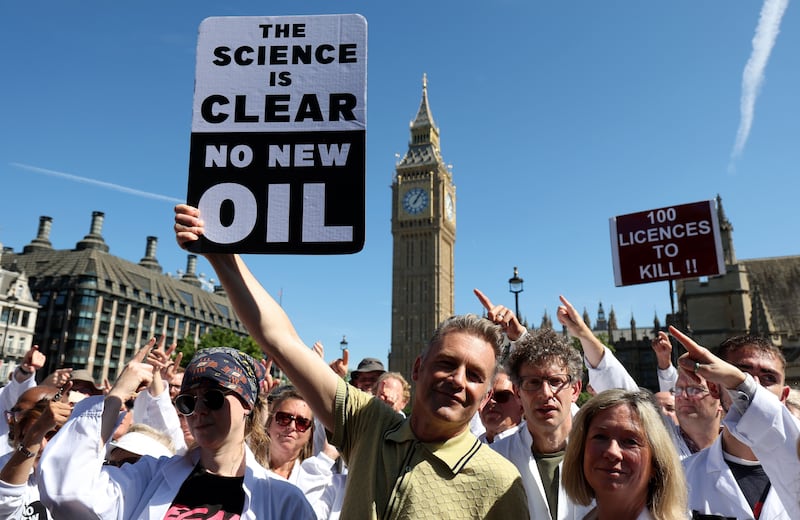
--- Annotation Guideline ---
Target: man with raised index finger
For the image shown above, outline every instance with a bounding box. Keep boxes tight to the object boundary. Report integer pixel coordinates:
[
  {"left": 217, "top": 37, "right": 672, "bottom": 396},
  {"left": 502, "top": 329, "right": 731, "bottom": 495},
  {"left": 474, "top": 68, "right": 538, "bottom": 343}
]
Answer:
[
  {"left": 174, "top": 204, "right": 527, "bottom": 519},
  {"left": 673, "top": 327, "right": 800, "bottom": 520}
]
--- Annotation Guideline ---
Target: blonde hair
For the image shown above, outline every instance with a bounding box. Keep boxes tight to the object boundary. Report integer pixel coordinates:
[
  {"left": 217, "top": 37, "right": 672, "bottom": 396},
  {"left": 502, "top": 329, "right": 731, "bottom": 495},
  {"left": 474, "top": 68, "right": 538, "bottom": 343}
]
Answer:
[
  {"left": 245, "top": 396, "right": 270, "bottom": 466},
  {"left": 374, "top": 371, "right": 411, "bottom": 405},
  {"left": 562, "top": 389, "right": 687, "bottom": 520}
]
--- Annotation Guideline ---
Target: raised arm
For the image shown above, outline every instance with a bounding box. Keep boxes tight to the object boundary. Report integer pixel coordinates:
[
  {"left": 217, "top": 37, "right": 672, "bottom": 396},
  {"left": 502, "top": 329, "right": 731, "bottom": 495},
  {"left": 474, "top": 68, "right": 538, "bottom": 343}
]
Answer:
[
  {"left": 557, "top": 295, "right": 638, "bottom": 392},
  {"left": 174, "top": 204, "right": 339, "bottom": 430},
  {"left": 556, "top": 295, "right": 606, "bottom": 367},
  {"left": 651, "top": 331, "right": 678, "bottom": 392}
]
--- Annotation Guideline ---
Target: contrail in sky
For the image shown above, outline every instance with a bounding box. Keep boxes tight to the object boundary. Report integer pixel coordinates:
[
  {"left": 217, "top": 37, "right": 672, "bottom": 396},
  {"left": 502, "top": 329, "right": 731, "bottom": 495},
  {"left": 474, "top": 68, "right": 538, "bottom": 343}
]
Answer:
[
  {"left": 10, "top": 162, "right": 183, "bottom": 204},
  {"left": 730, "top": 0, "right": 790, "bottom": 169}
]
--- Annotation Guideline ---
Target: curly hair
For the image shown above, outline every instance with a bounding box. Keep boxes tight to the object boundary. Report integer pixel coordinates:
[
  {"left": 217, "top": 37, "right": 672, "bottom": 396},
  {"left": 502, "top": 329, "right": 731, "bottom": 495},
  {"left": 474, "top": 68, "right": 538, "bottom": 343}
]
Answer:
[{"left": 505, "top": 328, "right": 583, "bottom": 385}]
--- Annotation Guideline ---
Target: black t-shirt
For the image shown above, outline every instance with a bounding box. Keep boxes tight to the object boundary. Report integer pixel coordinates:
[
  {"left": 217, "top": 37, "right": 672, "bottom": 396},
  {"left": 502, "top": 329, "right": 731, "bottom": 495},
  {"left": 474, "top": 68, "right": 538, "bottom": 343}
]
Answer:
[
  {"left": 726, "top": 459, "right": 770, "bottom": 519},
  {"left": 164, "top": 462, "right": 245, "bottom": 520}
]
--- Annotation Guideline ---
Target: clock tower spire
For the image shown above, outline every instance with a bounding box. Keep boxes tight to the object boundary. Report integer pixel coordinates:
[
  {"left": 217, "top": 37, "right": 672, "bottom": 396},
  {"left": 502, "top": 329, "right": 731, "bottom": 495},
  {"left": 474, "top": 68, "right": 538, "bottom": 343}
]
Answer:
[{"left": 389, "top": 75, "right": 456, "bottom": 384}]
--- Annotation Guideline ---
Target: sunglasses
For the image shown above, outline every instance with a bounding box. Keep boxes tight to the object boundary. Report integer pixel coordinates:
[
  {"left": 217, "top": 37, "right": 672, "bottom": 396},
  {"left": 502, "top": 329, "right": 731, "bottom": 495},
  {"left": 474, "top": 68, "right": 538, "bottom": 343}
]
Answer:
[
  {"left": 273, "top": 411, "right": 313, "bottom": 433},
  {"left": 491, "top": 390, "right": 515, "bottom": 404},
  {"left": 174, "top": 388, "right": 235, "bottom": 416}
]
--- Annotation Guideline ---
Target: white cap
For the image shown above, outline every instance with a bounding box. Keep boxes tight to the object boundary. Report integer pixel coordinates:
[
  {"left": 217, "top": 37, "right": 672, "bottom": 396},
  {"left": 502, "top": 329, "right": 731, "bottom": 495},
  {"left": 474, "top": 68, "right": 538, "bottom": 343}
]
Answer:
[{"left": 108, "top": 431, "right": 174, "bottom": 459}]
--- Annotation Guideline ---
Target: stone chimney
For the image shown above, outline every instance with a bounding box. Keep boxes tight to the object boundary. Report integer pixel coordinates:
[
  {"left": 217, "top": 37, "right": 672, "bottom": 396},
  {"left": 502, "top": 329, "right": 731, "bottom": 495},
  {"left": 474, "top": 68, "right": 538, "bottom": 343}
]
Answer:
[
  {"left": 138, "top": 236, "right": 162, "bottom": 272},
  {"left": 181, "top": 254, "right": 202, "bottom": 287},
  {"left": 75, "top": 211, "right": 109, "bottom": 252},
  {"left": 23, "top": 216, "right": 54, "bottom": 253}
]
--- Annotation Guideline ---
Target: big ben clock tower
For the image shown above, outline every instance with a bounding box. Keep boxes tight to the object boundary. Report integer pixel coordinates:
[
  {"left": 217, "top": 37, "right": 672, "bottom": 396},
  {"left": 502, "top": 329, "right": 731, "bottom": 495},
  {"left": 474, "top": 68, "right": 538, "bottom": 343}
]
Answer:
[{"left": 390, "top": 75, "right": 456, "bottom": 383}]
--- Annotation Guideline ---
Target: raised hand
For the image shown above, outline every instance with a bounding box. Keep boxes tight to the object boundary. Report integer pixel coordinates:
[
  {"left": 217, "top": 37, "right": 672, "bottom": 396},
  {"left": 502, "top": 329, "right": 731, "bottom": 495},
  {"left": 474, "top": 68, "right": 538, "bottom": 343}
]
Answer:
[
  {"left": 651, "top": 331, "right": 674, "bottom": 370},
  {"left": 669, "top": 326, "right": 746, "bottom": 390},
  {"left": 108, "top": 340, "right": 155, "bottom": 400},
  {"left": 174, "top": 204, "right": 204, "bottom": 249},
  {"left": 557, "top": 295, "right": 608, "bottom": 367},
  {"left": 42, "top": 367, "right": 73, "bottom": 391},
  {"left": 473, "top": 288, "right": 526, "bottom": 341},
  {"left": 330, "top": 348, "right": 349, "bottom": 379},
  {"left": 256, "top": 357, "right": 279, "bottom": 396}
]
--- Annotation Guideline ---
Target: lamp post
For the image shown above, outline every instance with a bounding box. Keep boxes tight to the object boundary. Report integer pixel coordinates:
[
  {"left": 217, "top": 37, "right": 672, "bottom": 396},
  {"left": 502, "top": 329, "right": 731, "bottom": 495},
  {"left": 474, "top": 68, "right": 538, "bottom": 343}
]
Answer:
[
  {"left": 1, "top": 295, "right": 18, "bottom": 361},
  {"left": 340, "top": 335, "right": 348, "bottom": 351},
  {"left": 508, "top": 266, "right": 524, "bottom": 322}
]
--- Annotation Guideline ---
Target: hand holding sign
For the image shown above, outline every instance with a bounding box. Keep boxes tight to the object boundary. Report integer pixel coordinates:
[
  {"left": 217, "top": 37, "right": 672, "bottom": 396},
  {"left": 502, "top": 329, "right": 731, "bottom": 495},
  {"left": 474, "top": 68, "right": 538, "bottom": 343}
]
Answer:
[{"left": 187, "top": 15, "right": 367, "bottom": 254}]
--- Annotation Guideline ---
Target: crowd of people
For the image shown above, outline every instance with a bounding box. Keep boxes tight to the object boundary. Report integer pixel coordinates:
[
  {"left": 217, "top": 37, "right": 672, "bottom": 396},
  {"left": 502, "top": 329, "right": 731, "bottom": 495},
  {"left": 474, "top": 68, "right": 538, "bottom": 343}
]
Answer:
[{"left": 0, "top": 204, "right": 796, "bottom": 519}]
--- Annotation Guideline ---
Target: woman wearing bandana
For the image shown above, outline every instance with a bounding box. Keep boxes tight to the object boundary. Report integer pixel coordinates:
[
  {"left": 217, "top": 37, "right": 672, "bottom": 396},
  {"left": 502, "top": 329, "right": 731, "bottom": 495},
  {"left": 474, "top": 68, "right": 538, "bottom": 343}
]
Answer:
[{"left": 37, "top": 344, "right": 314, "bottom": 520}]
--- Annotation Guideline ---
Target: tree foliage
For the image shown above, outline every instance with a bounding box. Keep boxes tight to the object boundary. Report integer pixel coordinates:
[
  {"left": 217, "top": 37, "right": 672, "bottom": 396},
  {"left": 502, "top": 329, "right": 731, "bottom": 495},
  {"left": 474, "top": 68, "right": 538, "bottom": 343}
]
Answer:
[{"left": 175, "top": 328, "right": 262, "bottom": 367}]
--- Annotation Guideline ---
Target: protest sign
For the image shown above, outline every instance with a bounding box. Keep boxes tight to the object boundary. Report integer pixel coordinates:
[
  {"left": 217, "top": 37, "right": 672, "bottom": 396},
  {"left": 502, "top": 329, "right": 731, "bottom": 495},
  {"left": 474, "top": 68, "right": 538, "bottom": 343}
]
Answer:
[
  {"left": 610, "top": 200, "right": 725, "bottom": 287},
  {"left": 186, "top": 14, "right": 367, "bottom": 253}
]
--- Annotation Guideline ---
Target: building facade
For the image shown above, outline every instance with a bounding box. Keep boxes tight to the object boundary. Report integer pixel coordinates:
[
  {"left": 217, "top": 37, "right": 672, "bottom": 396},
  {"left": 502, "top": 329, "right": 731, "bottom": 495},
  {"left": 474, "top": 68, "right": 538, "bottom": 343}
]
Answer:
[
  {"left": 677, "top": 195, "right": 800, "bottom": 385},
  {"left": 0, "top": 212, "right": 247, "bottom": 383},
  {"left": 0, "top": 245, "right": 39, "bottom": 381},
  {"left": 389, "top": 75, "right": 457, "bottom": 382}
]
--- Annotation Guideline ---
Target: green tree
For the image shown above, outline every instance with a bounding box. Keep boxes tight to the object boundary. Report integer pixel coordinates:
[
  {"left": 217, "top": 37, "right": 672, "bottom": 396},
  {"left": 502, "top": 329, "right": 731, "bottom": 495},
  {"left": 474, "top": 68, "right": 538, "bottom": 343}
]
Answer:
[{"left": 176, "top": 328, "right": 262, "bottom": 367}]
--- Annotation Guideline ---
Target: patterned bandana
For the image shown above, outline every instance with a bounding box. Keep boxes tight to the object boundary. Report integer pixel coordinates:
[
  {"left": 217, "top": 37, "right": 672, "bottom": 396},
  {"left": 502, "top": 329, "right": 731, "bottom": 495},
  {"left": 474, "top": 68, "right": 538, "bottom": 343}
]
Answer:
[{"left": 181, "top": 347, "right": 265, "bottom": 408}]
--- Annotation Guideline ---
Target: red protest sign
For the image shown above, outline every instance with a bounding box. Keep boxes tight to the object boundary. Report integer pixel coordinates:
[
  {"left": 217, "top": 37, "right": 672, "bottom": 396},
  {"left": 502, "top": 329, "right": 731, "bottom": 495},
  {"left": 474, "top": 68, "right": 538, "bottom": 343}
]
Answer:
[{"left": 609, "top": 200, "right": 725, "bottom": 287}]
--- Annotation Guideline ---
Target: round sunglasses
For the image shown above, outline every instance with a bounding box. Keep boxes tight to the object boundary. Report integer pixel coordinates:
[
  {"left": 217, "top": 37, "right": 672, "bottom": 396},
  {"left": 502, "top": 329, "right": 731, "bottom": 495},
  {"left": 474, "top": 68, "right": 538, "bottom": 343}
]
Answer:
[
  {"left": 272, "top": 411, "right": 313, "bottom": 433},
  {"left": 174, "top": 388, "right": 236, "bottom": 416}
]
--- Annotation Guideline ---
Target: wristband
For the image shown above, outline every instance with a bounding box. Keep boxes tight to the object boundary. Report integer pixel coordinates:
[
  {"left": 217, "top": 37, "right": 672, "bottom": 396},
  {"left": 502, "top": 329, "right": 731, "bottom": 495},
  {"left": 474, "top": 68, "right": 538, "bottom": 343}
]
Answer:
[
  {"left": 17, "top": 444, "right": 36, "bottom": 459},
  {"left": 17, "top": 365, "right": 32, "bottom": 376}
]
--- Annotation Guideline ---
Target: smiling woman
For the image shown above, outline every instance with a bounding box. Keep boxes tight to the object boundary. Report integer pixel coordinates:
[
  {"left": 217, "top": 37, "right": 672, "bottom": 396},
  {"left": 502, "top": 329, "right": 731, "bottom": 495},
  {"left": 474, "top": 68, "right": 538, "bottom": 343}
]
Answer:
[
  {"left": 37, "top": 345, "right": 315, "bottom": 519},
  {"left": 562, "top": 389, "right": 687, "bottom": 520}
]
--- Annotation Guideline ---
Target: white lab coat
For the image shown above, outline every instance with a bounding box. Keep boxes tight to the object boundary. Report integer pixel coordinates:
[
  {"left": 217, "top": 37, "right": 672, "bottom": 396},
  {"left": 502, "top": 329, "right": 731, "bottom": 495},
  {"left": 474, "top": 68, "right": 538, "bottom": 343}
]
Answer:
[
  {"left": 38, "top": 395, "right": 314, "bottom": 519},
  {"left": 683, "top": 384, "right": 800, "bottom": 520},
  {"left": 583, "top": 346, "right": 639, "bottom": 393},
  {"left": 491, "top": 422, "right": 593, "bottom": 520},
  {"left": 0, "top": 452, "right": 52, "bottom": 520},
  {"left": 0, "top": 371, "right": 37, "bottom": 456}
]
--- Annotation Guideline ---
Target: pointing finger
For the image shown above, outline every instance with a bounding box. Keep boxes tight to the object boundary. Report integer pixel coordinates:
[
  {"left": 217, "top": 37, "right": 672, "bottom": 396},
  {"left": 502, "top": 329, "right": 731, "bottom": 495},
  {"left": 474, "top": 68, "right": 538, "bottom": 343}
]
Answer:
[
  {"left": 133, "top": 337, "right": 157, "bottom": 363},
  {"left": 473, "top": 288, "right": 494, "bottom": 311}
]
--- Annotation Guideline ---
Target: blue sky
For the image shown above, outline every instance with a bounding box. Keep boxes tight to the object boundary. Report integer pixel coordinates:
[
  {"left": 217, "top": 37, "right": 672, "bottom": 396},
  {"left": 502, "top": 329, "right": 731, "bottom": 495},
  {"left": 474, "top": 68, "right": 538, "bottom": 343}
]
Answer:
[{"left": 2, "top": 1, "right": 798, "bottom": 369}]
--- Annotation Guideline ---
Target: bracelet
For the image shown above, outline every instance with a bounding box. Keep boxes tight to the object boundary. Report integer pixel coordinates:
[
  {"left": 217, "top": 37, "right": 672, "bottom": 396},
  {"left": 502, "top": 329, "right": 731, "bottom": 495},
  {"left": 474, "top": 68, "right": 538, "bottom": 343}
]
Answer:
[
  {"left": 17, "top": 444, "right": 36, "bottom": 459},
  {"left": 17, "top": 365, "right": 32, "bottom": 376}
]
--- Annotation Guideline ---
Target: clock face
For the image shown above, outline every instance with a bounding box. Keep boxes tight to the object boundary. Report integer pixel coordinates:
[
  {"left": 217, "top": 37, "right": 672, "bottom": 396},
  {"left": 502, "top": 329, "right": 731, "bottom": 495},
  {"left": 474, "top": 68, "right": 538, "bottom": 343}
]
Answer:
[
  {"left": 402, "top": 187, "right": 429, "bottom": 215},
  {"left": 445, "top": 192, "right": 454, "bottom": 221}
]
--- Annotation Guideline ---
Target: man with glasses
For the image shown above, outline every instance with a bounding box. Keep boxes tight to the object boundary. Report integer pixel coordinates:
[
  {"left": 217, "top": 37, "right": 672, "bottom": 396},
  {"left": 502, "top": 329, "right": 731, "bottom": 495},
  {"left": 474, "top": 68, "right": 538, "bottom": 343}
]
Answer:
[
  {"left": 675, "top": 329, "right": 799, "bottom": 520},
  {"left": 558, "top": 296, "right": 721, "bottom": 460},
  {"left": 478, "top": 367, "right": 523, "bottom": 444},
  {"left": 491, "top": 328, "right": 592, "bottom": 520},
  {"left": 669, "top": 370, "right": 722, "bottom": 458}
]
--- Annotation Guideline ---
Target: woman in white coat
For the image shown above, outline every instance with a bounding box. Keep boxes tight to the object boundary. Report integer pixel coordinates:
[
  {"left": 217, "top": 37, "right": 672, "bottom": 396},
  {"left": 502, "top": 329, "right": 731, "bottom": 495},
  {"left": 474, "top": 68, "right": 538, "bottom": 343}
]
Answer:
[
  {"left": 563, "top": 389, "right": 688, "bottom": 520},
  {"left": 38, "top": 345, "right": 314, "bottom": 519}
]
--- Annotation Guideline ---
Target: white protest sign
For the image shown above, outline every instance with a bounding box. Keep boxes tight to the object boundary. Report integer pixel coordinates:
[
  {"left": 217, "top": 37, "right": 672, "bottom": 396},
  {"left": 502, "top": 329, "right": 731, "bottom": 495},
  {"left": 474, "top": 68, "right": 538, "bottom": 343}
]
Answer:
[{"left": 186, "top": 15, "right": 367, "bottom": 253}]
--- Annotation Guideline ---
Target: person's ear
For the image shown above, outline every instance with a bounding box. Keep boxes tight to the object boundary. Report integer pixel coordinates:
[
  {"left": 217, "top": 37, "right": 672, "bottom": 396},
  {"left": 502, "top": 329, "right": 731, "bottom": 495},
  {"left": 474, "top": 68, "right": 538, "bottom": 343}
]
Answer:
[
  {"left": 707, "top": 381, "right": 721, "bottom": 400},
  {"left": 571, "top": 379, "right": 582, "bottom": 403},
  {"left": 411, "top": 356, "right": 422, "bottom": 382},
  {"left": 780, "top": 385, "right": 790, "bottom": 403}
]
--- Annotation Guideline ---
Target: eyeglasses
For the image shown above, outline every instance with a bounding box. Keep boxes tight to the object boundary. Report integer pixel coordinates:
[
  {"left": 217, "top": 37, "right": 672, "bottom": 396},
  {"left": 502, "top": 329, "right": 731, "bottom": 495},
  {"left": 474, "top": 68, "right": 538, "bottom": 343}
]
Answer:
[
  {"left": 672, "top": 386, "right": 709, "bottom": 399},
  {"left": 174, "top": 388, "right": 234, "bottom": 416},
  {"left": 273, "top": 411, "right": 313, "bottom": 433},
  {"left": 519, "top": 374, "right": 573, "bottom": 393},
  {"left": 490, "top": 390, "right": 515, "bottom": 404}
]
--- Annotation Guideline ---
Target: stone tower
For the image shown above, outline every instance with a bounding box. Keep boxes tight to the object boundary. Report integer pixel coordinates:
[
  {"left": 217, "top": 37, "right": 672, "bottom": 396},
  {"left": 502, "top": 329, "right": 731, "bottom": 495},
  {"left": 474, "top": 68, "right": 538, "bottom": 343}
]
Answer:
[{"left": 389, "top": 75, "right": 456, "bottom": 382}]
